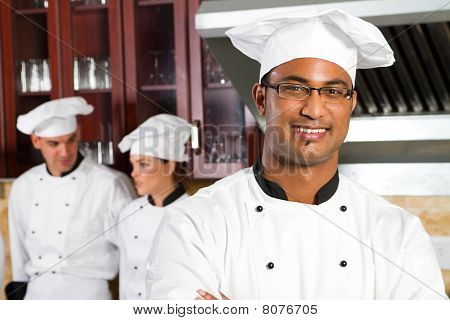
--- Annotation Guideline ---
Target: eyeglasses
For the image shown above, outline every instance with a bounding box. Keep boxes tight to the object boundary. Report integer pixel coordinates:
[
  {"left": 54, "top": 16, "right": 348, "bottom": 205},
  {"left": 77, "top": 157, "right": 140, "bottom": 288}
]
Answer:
[{"left": 261, "top": 82, "right": 354, "bottom": 104}]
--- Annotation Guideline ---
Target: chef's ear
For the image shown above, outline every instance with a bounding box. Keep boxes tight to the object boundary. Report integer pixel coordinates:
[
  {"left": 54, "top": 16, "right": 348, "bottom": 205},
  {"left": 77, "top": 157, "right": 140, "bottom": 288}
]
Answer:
[
  {"left": 166, "top": 160, "right": 177, "bottom": 177},
  {"left": 76, "top": 124, "right": 81, "bottom": 139},
  {"left": 252, "top": 83, "right": 266, "bottom": 116},
  {"left": 30, "top": 134, "right": 42, "bottom": 150}
]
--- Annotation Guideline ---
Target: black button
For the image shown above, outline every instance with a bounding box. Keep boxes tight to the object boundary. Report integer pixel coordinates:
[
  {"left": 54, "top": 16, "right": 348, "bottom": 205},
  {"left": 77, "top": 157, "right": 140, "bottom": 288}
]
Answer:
[
  {"left": 134, "top": 235, "right": 138, "bottom": 239},
  {"left": 266, "top": 262, "right": 274, "bottom": 270},
  {"left": 38, "top": 256, "right": 42, "bottom": 259},
  {"left": 34, "top": 272, "right": 39, "bottom": 276},
  {"left": 65, "top": 203, "right": 70, "bottom": 207},
  {"left": 139, "top": 205, "right": 144, "bottom": 209},
  {"left": 34, "top": 203, "right": 39, "bottom": 207},
  {"left": 31, "top": 230, "right": 35, "bottom": 234},
  {"left": 138, "top": 292, "right": 142, "bottom": 296},
  {"left": 340, "top": 205, "right": 347, "bottom": 212},
  {"left": 39, "top": 178, "right": 43, "bottom": 181},
  {"left": 340, "top": 260, "right": 347, "bottom": 267},
  {"left": 134, "top": 266, "right": 138, "bottom": 270},
  {"left": 58, "top": 256, "right": 62, "bottom": 259},
  {"left": 72, "top": 177, "right": 76, "bottom": 180},
  {"left": 58, "top": 231, "right": 62, "bottom": 234},
  {"left": 256, "top": 205, "right": 264, "bottom": 212},
  {"left": 51, "top": 271, "right": 56, "bottom": 274}
]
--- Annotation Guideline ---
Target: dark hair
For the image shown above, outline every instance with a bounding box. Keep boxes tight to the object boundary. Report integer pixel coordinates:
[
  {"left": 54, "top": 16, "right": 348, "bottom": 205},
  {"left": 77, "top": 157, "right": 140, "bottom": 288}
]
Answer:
[{"left": 260, "top": 71, "right": 271, "bottom": 85}]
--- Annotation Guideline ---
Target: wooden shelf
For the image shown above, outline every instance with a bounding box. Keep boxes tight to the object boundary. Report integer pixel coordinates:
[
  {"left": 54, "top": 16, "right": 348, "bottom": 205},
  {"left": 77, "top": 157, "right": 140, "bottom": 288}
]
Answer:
[
  {"left": 75, "top": 88, "right": 111, "bottom": 94},
  {"left": 140, "top": 84, "right": 176, "bottom": 91},
  {"left": 138, "top": 0, "right": 173, "bottom": 6},
  {"left": 17, "top": 91, "right": 51, "bottom": 97},
  {"left": 206, "top": 82, "right": 233, "bottom": 89},
  {"left": 73, "top": 4, "right": 109, "bottom": 12},
  {"left": 16, "top": 8, "right": 47, "bottom": 16}
]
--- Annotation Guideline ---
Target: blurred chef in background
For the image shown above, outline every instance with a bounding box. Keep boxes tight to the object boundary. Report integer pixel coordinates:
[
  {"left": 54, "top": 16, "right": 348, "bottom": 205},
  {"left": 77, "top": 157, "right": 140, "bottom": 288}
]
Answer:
[
  {"left": 106, "top": 113, "right": 191, "bottom": 299},
  {"left": 7, "top": 97, "right": 136, "bottom": 299}
]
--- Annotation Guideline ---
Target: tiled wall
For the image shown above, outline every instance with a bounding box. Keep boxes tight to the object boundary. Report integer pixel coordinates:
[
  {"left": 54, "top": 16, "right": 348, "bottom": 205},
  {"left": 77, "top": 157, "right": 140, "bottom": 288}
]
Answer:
[{"left": 1, "top": 180, "right": 449, "bottom": 299}]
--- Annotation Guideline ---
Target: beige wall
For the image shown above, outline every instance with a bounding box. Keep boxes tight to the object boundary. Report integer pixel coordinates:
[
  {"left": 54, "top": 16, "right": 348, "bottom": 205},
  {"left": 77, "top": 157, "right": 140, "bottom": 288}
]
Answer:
[{"left": 1, "top": 180, "right": 449, "bottom": 299}]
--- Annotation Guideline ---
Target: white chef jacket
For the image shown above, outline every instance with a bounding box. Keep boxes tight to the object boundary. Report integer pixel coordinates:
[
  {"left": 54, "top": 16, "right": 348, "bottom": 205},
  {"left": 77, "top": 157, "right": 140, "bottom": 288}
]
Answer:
[
  {"left": 107, "top": 185, "right": 188, "bottom": 300},
  {"left": 146, "top": 166, "right": 447, "bottom": 300},
  {"left": 8, "top": 156, "right": 136, "bottom": 299}
]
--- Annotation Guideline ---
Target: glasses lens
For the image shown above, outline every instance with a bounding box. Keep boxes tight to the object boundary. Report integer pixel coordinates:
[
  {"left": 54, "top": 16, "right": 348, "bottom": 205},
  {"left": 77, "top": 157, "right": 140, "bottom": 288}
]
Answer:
[
  {"left": 278, "top": 84, "right": 309, "bottom": 100},
  {"left": 320, "top": 87, "right": 350, "bottom": 103}
]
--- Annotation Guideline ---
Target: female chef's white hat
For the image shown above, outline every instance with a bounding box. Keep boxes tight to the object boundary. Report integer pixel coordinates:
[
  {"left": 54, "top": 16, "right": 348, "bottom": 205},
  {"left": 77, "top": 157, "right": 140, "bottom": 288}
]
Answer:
[
  {"left": 118, "top": 113, "right": 192, "bottom": 162},
  {"left": 225, "top": 8, "right": 395, "bottom": 85},
  {"left": 16, "top": 96, "right": 93, "bottom": 137}
]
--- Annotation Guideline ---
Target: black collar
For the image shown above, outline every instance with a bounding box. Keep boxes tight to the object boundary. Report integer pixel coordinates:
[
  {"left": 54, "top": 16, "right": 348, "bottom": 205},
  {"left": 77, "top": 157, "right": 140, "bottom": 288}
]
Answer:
[
  {"left": 252, "top": 155, "right": 339, "bottom": 205},
  {"left": 46, "top": 153, "right": 84, "bottom": 177},
  {"left": 147, "top": 184, "right": 186, "bottom": 207}
]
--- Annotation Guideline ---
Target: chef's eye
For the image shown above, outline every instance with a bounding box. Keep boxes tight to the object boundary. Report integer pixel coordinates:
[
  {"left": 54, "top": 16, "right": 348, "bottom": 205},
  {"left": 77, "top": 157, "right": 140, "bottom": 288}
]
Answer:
[
  {"left": 47, "top": 141, "right": 58, "bottom": 147},
  {"left": 321, "top": 87, "right": 344, "bottom": 97},
  {"left": 279, "top": 84, "right": 309, "bottom": 97},
  {"left": 139, "top": 162, "right": 150, "bottom": 170}
]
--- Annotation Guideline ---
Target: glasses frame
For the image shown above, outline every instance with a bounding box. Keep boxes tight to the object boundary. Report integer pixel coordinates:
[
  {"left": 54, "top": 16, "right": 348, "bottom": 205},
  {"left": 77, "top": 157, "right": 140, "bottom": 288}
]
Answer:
[{"left": 261, "top": 81, "right": 354, "bottom": 102}]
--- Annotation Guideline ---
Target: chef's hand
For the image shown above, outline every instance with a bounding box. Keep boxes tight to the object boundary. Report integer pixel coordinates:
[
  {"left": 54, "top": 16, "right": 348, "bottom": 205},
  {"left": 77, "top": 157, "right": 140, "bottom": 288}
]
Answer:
[{"left": 195, "top": 289, "right": 230, "bottom": 300}]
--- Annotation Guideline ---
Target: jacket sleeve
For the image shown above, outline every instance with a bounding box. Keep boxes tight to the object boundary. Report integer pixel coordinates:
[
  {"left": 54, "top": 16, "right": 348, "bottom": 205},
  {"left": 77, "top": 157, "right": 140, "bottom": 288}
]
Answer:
[
  {"left": 146, "top": 204, "right": 222, "bottom": 299},
  {"left": 8, "top": 183, "right": 30, "bottom": 282},
  {"left": 104, "top": 173, "right": 136, "bottom": 247},
  {"left": 390, "top": 216, "right": 447, "bottom": 300}
]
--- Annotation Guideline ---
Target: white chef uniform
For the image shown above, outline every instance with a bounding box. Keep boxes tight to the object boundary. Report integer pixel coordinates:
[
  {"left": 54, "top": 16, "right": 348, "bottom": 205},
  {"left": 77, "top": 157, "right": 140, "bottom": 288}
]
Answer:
[
  {"left": 109, "top": 188, "right": 188, "bottom": 299},
  {"left": 8, "top": 97, "right": 136, "bottom": 299},
  {"left": 146, "top": 9, "right": 447, "bottom": 300},
  {"left": 108, "top": 113, "right": 191, "bottom": 299},
  {"left": 147, "top": 160, "right": 446, "bottom": 299}
]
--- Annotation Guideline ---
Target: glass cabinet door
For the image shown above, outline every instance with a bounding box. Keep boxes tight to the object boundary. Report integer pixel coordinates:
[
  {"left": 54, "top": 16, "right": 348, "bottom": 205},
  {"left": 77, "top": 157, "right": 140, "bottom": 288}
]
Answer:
[
  {"left": 60, "top": 0, "right": 123, "bottom": 166},
  {"left": 188, "top": 0, "right": 258, "bottom": 179},
  {"left": 201, "top": 43, "right": 248, "bottom": 166},
  {"left": 123, "top": 0, "right": 190, "bottom": 132},
  {"left": 1, "top": 0, "right": 59, "bottom": 176}
]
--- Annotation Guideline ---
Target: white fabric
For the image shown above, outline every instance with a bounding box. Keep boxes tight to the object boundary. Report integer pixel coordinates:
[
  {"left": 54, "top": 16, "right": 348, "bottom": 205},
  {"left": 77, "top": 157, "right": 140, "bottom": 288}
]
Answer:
[
  {"left": 25, "top": 273, "right": 111, "bottom": 300},
  {"left": 226, "top": 8, "right": 395, "bottom": 85},
  {"left": 8, "top": 158, "right": 136, "bottom": 299},
  {"left": 147, "top": 169, "right": 446, "bottom": 300},
  {"left": 106, "top": 193, "right": 188, "bottom": 300},
  {"left": 118, "top": 114, "right": 191, "bottom": 162},
  {"left": 16, "top": 96, "right": 94, "bottom": 137}
]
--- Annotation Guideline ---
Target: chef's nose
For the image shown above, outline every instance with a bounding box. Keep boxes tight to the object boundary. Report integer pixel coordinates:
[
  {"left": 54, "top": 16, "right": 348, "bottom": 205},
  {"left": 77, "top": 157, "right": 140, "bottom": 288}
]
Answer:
[
  {"left": 59, "top": 143, "right": 70, "bottom": 156},
  {"left": 131, "top": 166, "right": 138, "bottom": 178},
  {"left": 300, "top": 90, "right": 326, "bottom": 120}
]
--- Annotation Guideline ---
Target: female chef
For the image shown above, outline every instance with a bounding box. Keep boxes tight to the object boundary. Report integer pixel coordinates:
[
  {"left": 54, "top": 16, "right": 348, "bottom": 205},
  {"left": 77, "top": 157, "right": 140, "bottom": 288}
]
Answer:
[{"left": 108, "top": 113, "right": 191, "bottom": 299}]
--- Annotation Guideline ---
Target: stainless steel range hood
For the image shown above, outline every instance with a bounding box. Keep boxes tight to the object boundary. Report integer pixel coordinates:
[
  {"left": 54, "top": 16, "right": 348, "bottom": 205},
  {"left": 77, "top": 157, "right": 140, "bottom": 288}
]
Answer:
[{"left": 195, "top": 0, "right": 450, "bottom": 196}]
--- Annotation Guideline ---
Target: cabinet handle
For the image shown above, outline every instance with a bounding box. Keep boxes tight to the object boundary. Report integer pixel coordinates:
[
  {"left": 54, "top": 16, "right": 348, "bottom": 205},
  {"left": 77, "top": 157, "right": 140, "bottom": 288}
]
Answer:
[{"left": 191, "top": 120, "right": 201, "bottom": 155}]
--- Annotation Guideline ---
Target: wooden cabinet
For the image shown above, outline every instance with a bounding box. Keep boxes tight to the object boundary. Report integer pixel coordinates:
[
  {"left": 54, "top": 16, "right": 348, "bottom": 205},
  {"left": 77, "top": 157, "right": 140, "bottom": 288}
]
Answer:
[
  {"left": 0, "top": 11, "right": 5, "bottom": 177},
  {"left": 0, "top": 0, "right": 127, "bottom": 176},
  {"left": 59, "top": 0, "right": 126, "bottom": 167},
  {"left": 0, "top": 0, "right": 261, "bottom": 178},
  {"left": 122, "top": 0, "right": 190, "bottom": 126},
  {"left": 1, "top": 0, "right": 60, "bottom": 176}
]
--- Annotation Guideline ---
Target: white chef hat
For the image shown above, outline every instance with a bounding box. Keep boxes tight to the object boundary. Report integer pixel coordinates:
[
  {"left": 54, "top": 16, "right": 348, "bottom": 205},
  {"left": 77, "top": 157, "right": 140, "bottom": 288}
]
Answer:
[
  {"left": 225, "top": 8, "right": 395, "bottom": 85},
  {"left": 118, "top": 113, "right": 192, "bottom": 162},
  {"left": 16, "top": 96, "right": 94, "bottom": 137}
]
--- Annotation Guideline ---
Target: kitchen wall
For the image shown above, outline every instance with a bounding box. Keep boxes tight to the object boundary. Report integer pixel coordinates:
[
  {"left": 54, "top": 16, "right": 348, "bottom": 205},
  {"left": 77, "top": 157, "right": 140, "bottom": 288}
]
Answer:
[{"left": 1, "top": 179, "right": 449, "bottom": 299}]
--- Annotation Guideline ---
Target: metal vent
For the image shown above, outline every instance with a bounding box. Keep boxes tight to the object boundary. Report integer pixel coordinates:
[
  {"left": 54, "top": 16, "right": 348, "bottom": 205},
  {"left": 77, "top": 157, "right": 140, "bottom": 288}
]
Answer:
[{"left": 354, "top": 22, "right": 450, "bottom": 116}]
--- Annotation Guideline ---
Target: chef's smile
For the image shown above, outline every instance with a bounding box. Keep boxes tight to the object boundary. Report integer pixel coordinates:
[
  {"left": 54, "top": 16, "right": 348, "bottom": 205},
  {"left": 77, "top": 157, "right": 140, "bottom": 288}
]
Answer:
[{"left": 291, "top": 125, "right": 329, "bottom": 141}]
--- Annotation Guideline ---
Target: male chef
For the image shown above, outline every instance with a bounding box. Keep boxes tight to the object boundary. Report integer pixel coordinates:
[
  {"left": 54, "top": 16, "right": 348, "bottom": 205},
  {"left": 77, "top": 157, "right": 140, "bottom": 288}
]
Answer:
[
  {"left": 7, "top": 97, "right": 136, "bottom": 299},
  {"left": 146, "top": 9, "right": 446, "bottom": 300}
]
